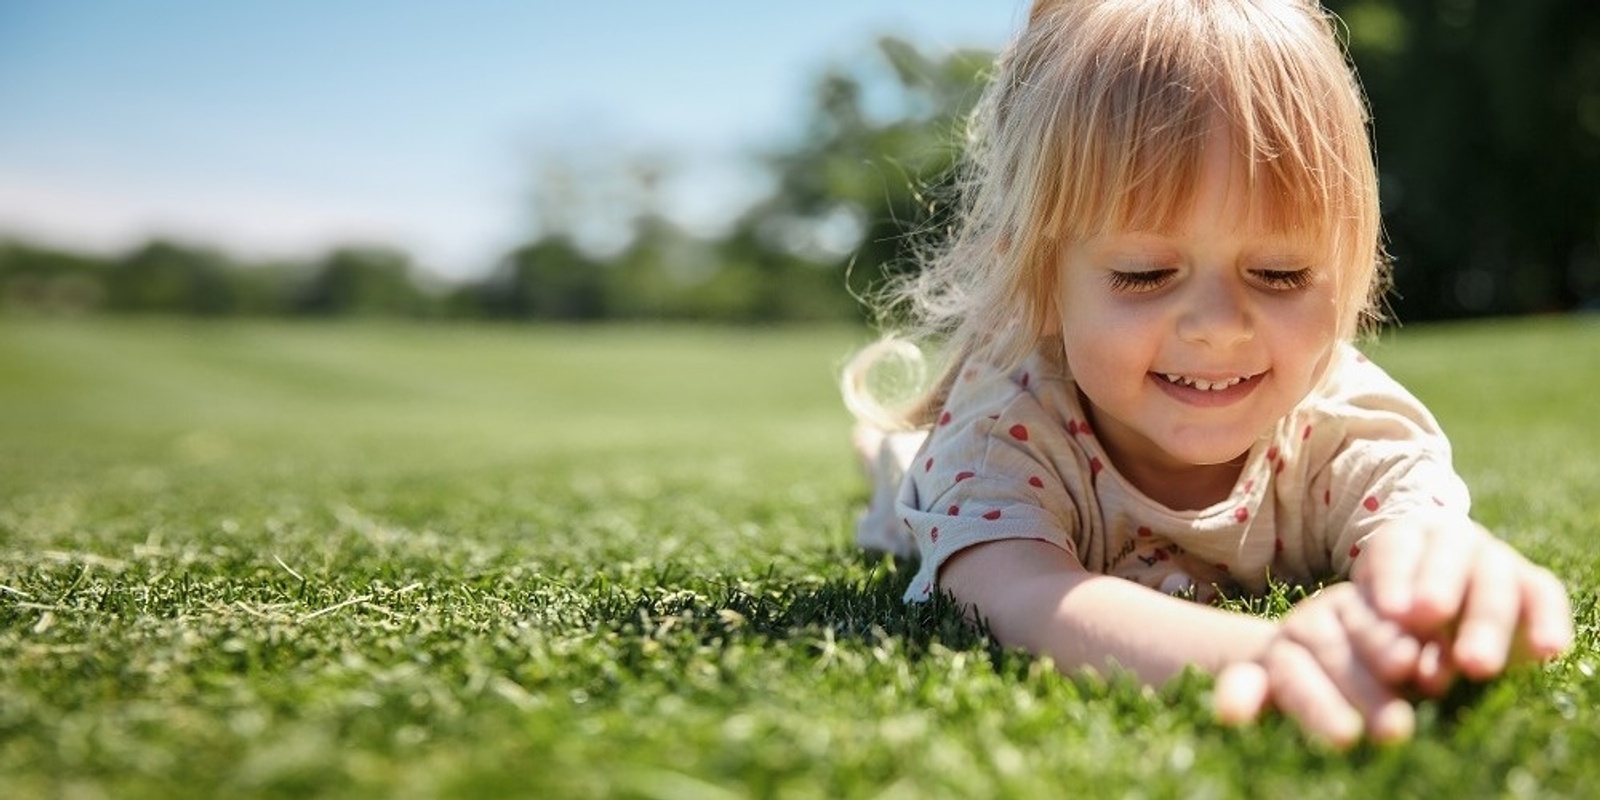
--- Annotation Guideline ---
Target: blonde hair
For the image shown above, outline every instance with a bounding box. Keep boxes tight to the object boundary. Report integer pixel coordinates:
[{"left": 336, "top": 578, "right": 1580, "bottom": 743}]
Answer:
[{"left": 843, "top": 0, "right": 1386, "bottom": 431}]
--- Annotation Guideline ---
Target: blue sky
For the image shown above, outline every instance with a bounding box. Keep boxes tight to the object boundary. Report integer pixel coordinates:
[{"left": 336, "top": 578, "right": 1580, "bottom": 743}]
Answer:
[{"left": 0, "top": 2, "right": 1022, "bottom": 278}]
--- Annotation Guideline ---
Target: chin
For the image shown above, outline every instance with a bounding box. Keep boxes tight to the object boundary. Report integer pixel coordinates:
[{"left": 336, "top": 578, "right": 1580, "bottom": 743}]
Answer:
[{"left": 1157, "top": 436, "right": 1255, "bottom": 468}]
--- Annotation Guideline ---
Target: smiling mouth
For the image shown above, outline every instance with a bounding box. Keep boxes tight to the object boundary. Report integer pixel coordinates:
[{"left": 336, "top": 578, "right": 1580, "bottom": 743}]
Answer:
[{"left": 1158, "top": 372, "right": 1261, "bottom": 392}]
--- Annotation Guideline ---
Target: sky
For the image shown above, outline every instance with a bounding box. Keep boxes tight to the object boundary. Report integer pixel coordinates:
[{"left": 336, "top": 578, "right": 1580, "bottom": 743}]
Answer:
[{"left": 0, "top": 1, "right": 1023, "bottom": 279}]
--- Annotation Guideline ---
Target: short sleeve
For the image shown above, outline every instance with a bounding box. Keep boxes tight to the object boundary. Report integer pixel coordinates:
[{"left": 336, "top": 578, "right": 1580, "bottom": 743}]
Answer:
[
  {"left": 898, "top": 361, "right": 1083, "bottom": 602},
  {"left": 1303, "top": 350, "right": 1472, "bottom": 577}
]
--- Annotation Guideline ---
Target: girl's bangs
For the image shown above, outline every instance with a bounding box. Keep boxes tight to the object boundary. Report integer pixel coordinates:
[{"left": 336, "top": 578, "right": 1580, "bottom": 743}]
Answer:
[
  {"left": 1101, "top": 109, "right": 1347, "bottom": 252},
  {"left": 1026, "top": 0, "right": 1369, "bottom": 261}
]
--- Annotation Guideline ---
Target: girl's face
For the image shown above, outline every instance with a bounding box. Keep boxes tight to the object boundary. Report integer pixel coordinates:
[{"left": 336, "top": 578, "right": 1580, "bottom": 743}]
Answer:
[{"left": 1055, "top": 129, "right": 1340, "bottom": 494}]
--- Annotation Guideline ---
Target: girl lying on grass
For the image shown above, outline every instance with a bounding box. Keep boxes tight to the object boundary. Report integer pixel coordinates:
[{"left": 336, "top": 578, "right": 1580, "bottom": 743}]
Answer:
[{"left": 843, "top": 0, "right": 1572, "bottom": 748}]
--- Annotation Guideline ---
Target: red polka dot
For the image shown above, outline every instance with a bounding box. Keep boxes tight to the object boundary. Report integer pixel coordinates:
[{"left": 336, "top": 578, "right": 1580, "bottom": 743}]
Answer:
[
  {"left": 1089, "top": 457, "right": 1103, "bottom": 477},
  {"left": 1266, "top": 446, "right": 1280, "bottom": 462},
  {"left": 1137, "top": 526, "right": 1153, "bottom": 538},
  {"left": 1275, "top": 461, "right": 1286, "bottom": 475},
  {"left": 1028, "top": 475, "right": 1045, "bottom": 488},
  {"left": 938, "top": 411, "right": 952, "bottom": 427},
  {"left": 924, "top": 457, "right": 934, "bottom": 472},
  {"left": 1302, "top": 424, "right": 1313, "bottom": 440},
  {"left": 929, "top": 526, "right": 940, "bottom": 543},
  {"left": 947, "top": 505, "right": 960, "bottom": 516},
  {"left": 1066, "top": 420, "right": 1079, "bottom": 435},
  {"left": 1009, "top": 424, "right": 1030, "bottom": 441},
  {"left": 954, "top": 471, "right": 975, "bottom": 482},
  {"left": 1020, "top": 372, "right": 1031, "bottom": 388},
  {"left": 1155, "top": 550, "right": 1170, "bottom": 561},
  {"left": 1323, "top": 489, "right": 1332, "bottom": 506},
  {"left": 1079, "top": 423, "right": 1093, "bottom": 437},
  {"left": 1349, "top": 544, "right": 1362, "bottom": 558},
  {"left": 1363, "top": 495, "right": 1380, "bottom": 513},
  {"left": 982, "top": 509, "right": 1003, "bottom": 521},
  {"left": 1243, "top": 480, "right": 1255, "bottom": 493},
  {"left": 1234, "top": 507, "right": 1250, "bottom": 523}
]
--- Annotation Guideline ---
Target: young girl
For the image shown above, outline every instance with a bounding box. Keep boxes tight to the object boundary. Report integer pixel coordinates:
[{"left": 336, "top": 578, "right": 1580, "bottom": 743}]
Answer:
[{"left": 844, "top": 0, "right": 1573, "bottom": 748}]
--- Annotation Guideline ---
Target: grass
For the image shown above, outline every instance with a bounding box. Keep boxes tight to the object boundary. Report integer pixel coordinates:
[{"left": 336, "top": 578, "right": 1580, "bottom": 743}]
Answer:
[{"left": 0, "top": 316, "right": 1596, "bottom": 799}]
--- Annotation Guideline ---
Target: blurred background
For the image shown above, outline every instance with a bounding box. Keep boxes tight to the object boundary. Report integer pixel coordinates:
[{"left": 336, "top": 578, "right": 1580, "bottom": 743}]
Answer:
[{"left": 2, "top": 0, "right": 1598, "bottom": 326}]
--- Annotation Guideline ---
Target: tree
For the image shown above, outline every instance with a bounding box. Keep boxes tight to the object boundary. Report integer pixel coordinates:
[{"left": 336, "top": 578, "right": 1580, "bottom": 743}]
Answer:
[
  {"left": 735, "top": 37, "right": 992, "bottom": 316},
  {"left": 106, "top": 240, "right": 236, "bottom": 315},
  {"left": 293, "top": 246, "right": 424, "bottom": 317},
  {"left": 479, "top": 236, "right": 607, "bottom": 321},
  {"left": 1331, "top": 0, "right": 1600, "bottom": 318},
  {"left": 0, "top": 241, "right": 108, "bottom": 314}
]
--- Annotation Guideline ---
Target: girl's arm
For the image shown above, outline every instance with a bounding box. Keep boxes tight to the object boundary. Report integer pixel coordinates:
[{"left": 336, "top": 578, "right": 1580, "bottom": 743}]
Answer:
[
  {"left": 941, "top": 538, "right": 1276, "bottom": 682},
  {"left": 942, "top": 538, "right": 1425, "bottom": 747}
]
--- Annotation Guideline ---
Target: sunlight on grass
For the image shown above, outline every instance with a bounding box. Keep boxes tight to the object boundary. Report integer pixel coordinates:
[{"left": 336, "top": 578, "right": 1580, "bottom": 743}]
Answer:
[{"left": 1, "top": 317, "right": 1596, "bottom": 799}]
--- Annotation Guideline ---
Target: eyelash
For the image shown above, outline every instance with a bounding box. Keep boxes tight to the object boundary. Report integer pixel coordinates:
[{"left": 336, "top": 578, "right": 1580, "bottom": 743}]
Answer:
[
  {"left": 1105, "top": 268, "right": 1315, "bottom": 293},
  {"left": 1105, "top": 270, "right": 1175, "bottom": 293},
  {"left": 1254, "top": 269, "right": 1315, "bottom": 291}
]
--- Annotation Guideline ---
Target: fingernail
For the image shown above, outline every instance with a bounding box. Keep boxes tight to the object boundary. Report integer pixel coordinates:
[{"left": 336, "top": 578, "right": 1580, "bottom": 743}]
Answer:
[
  {"left": 1371, "top": 702, "right": 1415, "bottom": 743},
  {"left": 1456, "top": 633, "right": 1506, "bottom": 678},
  {"left": 1538, "top": 621, "right": 1575, "bottom": 654},
  {"left": 1326, "top": 709, "right": 1364, "bottom": 746}
]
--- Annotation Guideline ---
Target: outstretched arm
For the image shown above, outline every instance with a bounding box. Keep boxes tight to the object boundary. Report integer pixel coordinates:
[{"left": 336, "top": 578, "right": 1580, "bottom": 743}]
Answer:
[
  {"left": 941, "top": 539, "right": 1424, "bottom": 747},
  {"left": 941, "top": 539, "right": 1274, "bottom": 682}
]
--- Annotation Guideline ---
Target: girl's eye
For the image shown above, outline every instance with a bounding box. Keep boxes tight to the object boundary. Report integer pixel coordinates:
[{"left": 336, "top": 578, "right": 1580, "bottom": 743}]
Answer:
[
  {"left": 1253, "top": 268, "right": 1315, "bottom": 291},
  {"left": 1106, "top": 269, "right": 1176, "bottom": 293}
]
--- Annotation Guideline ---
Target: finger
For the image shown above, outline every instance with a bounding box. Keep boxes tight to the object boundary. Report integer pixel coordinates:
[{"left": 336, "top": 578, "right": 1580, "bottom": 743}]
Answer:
[
  {"left": 1454, "top": 539, "right": 1521, "bottom": 680},
  {"left": 1284, "top": 599, "right": 1415, "bottom": 744},
  {"left": 1516, "top": 565, "right": 1574, "bottom": 662},
  {"left": 1213, "top": 662, "right": 1271, "bottom": 725},
  {"left": 1263, "top": 641, "right": 1365, "bottom": 749},
  {"left": 1339, "top": 589, "right": 1423, "bottom": 685},
  {"left": 1353, "top": 527, "right": 1426, "bottom": 621},
  {"left": 1413, "top": 637, "right": 1458, "bottom": 698},
  {"left": 1409, "top": 524, "right": 1480, "bottom": 631}
]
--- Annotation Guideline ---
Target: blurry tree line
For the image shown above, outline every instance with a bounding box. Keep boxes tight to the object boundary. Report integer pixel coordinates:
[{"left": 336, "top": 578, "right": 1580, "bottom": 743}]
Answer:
[{"left": 4, "top": 1, "right": 1598, "bottom": 323}]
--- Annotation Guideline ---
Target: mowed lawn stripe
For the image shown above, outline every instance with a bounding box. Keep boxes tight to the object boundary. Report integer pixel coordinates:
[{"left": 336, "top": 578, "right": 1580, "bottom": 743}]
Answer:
[{"left": 0, "top": 318, "right": 1596, "bottom": 799}]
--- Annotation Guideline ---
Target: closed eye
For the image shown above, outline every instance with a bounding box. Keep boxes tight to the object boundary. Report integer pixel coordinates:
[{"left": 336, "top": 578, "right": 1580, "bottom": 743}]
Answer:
[
  {"left": 1106, "top": 269, "right": 1177, "bottom": 293},
  {"left": 1253, "top": 269, "right": 1314, "bottom": 291}
]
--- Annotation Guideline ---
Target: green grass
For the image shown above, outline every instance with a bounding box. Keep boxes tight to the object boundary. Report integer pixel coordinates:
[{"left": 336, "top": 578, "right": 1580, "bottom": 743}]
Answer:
[{"left": 0, "top": 316, "right": 1596, "bottom": 799}]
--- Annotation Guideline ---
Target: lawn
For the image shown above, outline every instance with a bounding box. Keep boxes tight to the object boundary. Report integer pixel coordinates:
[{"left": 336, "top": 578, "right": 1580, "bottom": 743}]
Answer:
[{"left": 0, "top": 317, "right": 1596, "bottom": 799}]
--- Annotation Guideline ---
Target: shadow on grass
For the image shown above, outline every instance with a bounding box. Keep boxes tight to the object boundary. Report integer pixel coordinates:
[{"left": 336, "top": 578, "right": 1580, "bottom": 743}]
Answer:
[{"left": 548, "top": 548, "right": 998, "bottom": 661}]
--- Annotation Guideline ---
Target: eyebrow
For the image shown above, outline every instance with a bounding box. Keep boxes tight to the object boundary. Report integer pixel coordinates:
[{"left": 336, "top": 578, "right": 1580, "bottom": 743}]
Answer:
[
  {"left": 1087, "top": 234, "right": 1323, "bottom": 265},
  {"left": 1241, "top": 251, "right": 1318, "bottom": 269}
]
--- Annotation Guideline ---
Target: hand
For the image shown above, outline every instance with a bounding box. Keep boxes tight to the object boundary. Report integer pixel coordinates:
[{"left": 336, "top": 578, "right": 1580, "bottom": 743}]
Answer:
[
  {"left": 1213, "top": 582, "right": 1425, "bottom": 749},
  {"left": 1351, "top": 515, "right": 1573, "bottom": 681}
]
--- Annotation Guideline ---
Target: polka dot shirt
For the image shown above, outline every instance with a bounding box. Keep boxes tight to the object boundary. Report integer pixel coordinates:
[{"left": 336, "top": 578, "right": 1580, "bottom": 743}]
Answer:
[{"left": 894, "top": 343, "right": 1471, "bottom": 603}]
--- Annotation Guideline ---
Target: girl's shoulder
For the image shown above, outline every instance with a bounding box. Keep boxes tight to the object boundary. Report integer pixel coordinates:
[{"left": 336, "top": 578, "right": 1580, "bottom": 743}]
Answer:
[
  {"left": 939, "top": 343, "right": 1075, "bottom": 421},
  {"left": 1289, "top": 342, "right": 1451, "bottom": 452}
]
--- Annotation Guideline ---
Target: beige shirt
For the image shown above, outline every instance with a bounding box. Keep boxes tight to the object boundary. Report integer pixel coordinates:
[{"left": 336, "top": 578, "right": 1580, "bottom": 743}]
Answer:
[{"left": 896, "top": 343, "right": 1470, "bottom": 603}]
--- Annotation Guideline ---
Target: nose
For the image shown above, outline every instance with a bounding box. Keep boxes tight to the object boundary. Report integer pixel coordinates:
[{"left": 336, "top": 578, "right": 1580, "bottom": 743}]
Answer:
[{"left": 1176, "top": 273, "right": 1253, "bottom": 347}]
